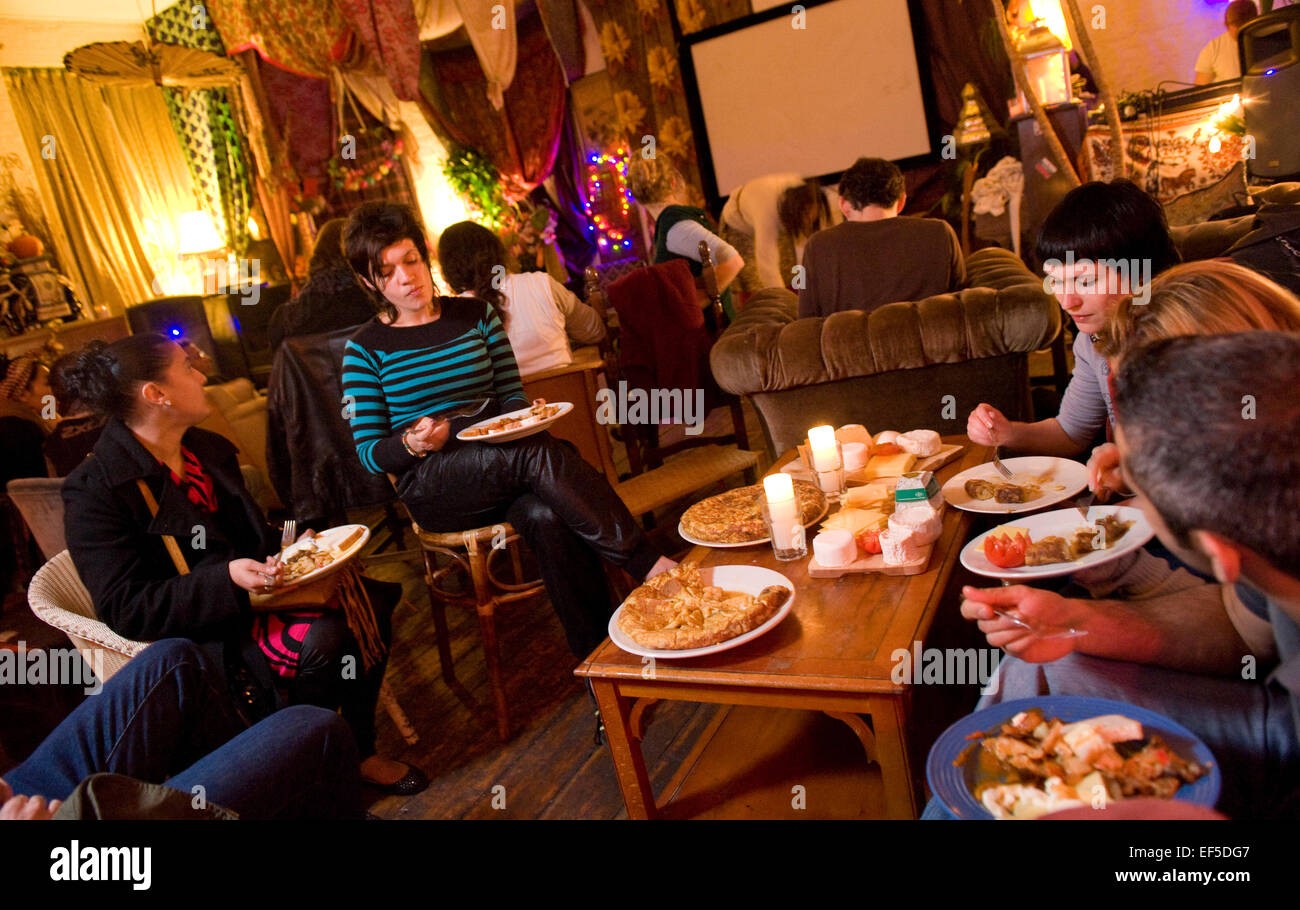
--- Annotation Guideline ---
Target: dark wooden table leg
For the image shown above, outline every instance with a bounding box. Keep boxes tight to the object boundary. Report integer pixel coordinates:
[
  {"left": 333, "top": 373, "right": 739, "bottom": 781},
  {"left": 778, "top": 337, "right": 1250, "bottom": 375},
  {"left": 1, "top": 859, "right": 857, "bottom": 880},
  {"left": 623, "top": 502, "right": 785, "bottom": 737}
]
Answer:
[{"left": 592, "top": 679, "right": 657, "bottom": 819}]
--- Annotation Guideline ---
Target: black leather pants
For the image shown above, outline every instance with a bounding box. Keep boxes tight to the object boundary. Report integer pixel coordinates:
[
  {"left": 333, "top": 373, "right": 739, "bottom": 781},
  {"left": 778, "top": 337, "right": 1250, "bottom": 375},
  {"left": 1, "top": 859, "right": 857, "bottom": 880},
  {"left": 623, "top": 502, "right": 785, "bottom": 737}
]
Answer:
[{"left": 397, "top": 434, "right": 661, "bottom": 656}]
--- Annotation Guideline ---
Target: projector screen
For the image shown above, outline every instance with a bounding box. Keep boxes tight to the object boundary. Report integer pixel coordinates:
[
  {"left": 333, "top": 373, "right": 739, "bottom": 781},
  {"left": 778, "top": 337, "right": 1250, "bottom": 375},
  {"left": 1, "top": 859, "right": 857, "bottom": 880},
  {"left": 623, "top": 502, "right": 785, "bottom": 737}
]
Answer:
[{"left": 683, "top": 0, "right": 932, "bottom": 197}]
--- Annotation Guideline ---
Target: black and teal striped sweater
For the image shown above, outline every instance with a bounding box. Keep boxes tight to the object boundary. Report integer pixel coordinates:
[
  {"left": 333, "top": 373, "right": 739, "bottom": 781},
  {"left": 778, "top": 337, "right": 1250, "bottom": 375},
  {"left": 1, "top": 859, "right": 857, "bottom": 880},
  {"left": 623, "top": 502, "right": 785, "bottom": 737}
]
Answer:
[{"left": 341, "top": 297, "right": 529, "bottom": 475}]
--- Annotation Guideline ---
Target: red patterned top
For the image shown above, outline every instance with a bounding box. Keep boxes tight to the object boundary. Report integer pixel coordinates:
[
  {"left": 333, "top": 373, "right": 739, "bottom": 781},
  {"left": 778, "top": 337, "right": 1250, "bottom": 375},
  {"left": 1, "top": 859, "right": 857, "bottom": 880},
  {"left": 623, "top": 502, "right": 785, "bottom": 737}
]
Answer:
[{"left": 164, "top": 447, "right": 218, "bottom": 513}]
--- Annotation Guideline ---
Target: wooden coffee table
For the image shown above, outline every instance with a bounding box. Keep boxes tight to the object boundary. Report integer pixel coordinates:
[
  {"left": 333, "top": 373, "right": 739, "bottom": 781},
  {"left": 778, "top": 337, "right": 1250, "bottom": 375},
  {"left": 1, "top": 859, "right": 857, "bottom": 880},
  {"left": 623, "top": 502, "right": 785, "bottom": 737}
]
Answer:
[{"left": 576, "top": 436, "right": 989, "bottom": 819}]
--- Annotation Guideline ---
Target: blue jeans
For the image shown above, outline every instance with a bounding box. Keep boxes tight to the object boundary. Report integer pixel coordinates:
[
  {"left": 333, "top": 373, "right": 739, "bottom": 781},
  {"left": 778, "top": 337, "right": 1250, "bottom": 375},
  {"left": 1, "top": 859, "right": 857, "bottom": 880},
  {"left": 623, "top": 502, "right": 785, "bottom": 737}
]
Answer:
[{"left": 4, "top": 639, "right": 361, "bottom": 819}]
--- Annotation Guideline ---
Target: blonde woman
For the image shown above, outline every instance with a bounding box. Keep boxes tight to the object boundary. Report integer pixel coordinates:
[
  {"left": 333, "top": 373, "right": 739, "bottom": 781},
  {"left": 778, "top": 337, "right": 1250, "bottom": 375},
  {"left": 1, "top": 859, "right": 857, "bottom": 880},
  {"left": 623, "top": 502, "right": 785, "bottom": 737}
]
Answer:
[
  {"left": 626, "top": 158, "right": 744, "bottom": 322},
  {"left": 1088, "top": 260, "right": 1300, "bottom": 497}
]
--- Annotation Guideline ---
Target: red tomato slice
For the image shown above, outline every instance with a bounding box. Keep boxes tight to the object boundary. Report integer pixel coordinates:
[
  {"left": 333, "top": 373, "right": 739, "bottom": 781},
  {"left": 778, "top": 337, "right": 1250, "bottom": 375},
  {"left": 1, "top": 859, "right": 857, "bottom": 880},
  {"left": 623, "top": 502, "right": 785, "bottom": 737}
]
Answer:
[
  {"left": 984, "top": 532, "right": 1030, "bottom": 568},
  {"left": 855, "top": 528, "right": 883, "bottom": 554}
]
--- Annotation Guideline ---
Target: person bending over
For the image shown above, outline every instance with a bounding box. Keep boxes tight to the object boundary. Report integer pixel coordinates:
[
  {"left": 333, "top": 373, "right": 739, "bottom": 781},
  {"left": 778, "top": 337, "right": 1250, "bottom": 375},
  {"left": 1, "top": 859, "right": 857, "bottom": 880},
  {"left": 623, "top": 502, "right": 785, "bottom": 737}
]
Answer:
[
  {"left": 339, "top": 202, "right": 674, "bottom": 658},
  {"left": 719, "top": 173, "right": 841, "bottom": 291},
  {"left": 626, "top": 158, "right": 744, "bottom": 323}
]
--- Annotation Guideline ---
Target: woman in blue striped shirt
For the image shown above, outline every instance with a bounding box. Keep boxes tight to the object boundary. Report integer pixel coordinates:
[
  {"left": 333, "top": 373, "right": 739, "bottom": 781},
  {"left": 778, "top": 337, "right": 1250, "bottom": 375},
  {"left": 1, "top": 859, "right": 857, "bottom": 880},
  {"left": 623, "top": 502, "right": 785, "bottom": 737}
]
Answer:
[{"left": 340, "top": 203, "right": 672, "bottom": 656}]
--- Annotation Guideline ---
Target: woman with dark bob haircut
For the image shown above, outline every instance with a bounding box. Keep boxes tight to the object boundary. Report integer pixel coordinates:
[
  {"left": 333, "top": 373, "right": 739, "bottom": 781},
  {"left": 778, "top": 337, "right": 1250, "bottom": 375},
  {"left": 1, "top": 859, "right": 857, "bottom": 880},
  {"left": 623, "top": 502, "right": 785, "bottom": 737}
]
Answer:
[
  {"left": 966, "top": 179, "right": 1180, "bottom": 458},
  {"left": 58, "top": 334, "right": 427, "bottom": 794},
  {"left": 340, "top": 202, "right": 674, "bottom": 657},
  {"left": 436, "top": 220, "right": 605, "bottom": 376}
]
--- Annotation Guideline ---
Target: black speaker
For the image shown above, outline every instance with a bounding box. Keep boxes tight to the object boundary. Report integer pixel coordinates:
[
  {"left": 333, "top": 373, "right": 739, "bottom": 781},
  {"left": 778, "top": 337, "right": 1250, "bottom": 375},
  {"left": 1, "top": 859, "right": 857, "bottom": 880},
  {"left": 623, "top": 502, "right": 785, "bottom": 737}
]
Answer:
[
  {"left": 1242, "top": 7, "right": 1300, "bottom": 179},
  {"left": 126, "top": 296, "right": 250, "bottom": 381},
  {"left": 211, "top": 283, "right": 291, "bottom": 387}
]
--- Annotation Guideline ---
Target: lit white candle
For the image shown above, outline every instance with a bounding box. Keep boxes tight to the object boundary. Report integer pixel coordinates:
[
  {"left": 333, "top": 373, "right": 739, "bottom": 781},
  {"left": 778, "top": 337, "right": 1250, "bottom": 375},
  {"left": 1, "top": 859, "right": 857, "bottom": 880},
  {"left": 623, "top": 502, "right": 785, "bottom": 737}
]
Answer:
[
  {"left": 808, "top": 425, "right": 840, "bottom": 471},
  {"left": 763, "top": 473, "right": 799, "bottom": 549}
]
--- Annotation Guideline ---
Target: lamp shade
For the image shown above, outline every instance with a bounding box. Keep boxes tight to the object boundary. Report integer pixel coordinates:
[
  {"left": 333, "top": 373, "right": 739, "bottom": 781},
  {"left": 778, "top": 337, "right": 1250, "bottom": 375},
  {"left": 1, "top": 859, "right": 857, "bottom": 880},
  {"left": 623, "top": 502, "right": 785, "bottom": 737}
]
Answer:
[
  {"left": 177, "top": 210, "right": 223, "bottom": 255},
  {"left": 1019, "top": 22, "right": 1072, "bottom": 106}
]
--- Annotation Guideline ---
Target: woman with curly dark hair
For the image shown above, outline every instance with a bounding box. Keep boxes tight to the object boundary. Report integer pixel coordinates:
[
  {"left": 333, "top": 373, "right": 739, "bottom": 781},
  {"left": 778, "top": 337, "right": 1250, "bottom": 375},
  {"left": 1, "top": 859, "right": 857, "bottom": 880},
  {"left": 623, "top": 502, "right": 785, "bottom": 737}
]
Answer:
[{"left": 436, "top": 220, "right": 604, "bottom": 376}]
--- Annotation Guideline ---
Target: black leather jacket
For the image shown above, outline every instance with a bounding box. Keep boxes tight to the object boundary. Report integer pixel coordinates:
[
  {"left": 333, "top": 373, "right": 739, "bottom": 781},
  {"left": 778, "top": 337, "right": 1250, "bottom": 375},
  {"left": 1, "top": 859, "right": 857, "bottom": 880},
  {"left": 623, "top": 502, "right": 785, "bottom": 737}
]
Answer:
[{"left": 266, "top": 326, "right": 395, "bottom": 523}]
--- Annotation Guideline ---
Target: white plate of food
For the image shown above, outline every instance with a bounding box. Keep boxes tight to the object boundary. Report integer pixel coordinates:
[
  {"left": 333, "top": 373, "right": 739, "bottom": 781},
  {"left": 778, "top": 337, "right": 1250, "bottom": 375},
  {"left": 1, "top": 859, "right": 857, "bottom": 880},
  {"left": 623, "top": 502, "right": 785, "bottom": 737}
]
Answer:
[
  {"left": 276, "top": 524, "right": 370, "bottom": 590},
  {"left": 456, "top": 401, "right": 573, "bottom": 443},
  {"left": 608, "top": 564, "right": 796, "bottom": 659},
  {"left": 959, "top": 505, "right": 1153, "bottom": 580},
  {"left": 943, "top": 456, "right": 1087, "bottom": 514},
  {"left": 677, "top": 480, "right": 828, "bottom": 548}
]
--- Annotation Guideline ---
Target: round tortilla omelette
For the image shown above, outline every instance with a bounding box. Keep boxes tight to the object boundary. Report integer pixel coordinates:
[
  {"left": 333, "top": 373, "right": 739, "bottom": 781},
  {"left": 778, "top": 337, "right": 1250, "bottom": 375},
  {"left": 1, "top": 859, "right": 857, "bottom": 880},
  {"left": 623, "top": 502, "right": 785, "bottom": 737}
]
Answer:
[{"left": 680, "top": 479, "right": 826, "bottom": 544}]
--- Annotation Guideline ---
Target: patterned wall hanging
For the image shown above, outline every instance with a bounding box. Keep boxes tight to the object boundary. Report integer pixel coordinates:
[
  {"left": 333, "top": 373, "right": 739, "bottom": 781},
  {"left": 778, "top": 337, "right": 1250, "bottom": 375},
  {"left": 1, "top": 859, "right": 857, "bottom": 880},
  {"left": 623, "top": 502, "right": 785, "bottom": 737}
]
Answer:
[{"left": 146, "top": 2, "right": 254, "bottom": 253}]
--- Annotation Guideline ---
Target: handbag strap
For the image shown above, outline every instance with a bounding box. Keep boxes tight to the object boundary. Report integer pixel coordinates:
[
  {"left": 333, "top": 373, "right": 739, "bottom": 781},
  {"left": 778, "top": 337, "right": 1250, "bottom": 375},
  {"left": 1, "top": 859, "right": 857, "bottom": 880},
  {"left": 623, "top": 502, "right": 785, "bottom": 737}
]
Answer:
[{"left": 136, "top": 479, "right": 190, "bottom": 576}]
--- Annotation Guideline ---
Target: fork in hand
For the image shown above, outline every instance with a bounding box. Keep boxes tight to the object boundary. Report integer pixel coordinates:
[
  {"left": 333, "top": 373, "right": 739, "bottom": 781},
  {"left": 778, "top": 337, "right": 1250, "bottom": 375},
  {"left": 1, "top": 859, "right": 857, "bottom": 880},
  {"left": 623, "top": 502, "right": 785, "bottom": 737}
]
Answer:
[{"left": 278, "top": 518, "right": 297, "bottom": 561}]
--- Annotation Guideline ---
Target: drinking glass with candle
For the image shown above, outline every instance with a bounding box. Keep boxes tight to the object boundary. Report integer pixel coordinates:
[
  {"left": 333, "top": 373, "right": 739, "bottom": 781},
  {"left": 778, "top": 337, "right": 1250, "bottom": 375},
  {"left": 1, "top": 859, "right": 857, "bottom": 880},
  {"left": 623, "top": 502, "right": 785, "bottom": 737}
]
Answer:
[
  {"left": 762, "top": 473, "right": 807, "bottom": 561},
  {"left": 807, "top": 424, "right": 846, "bottom": 500}
]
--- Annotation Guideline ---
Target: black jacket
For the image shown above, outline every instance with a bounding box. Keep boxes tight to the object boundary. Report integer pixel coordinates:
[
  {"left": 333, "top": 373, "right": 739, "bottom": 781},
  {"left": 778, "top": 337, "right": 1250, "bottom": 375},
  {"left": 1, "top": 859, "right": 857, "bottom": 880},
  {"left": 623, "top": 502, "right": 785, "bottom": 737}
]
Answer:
[
  {"left": 61, "top": 418, "right": 280, "bottom": 693},
  {"left": 266, "top": 326, "right": 395, "bottom": 523}
]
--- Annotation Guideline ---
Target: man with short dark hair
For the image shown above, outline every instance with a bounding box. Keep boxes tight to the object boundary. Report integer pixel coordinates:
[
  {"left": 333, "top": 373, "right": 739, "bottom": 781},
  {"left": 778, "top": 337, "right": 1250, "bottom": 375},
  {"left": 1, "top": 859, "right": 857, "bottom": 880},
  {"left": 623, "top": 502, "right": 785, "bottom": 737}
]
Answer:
[
  {"left": 961, "top": 331, "right": 1300, "bottom": 817},
  {"left": 1195, "top": 0, "right": 1258, "bottom": 84},
  {"left": 796, "top": 157, "right": 963, "bottom": 319}
]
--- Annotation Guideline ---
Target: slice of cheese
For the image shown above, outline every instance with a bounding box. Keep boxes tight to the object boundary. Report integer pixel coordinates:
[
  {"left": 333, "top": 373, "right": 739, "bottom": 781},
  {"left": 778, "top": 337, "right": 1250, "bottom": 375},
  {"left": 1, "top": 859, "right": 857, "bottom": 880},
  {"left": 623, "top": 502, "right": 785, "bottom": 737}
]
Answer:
[
  {"left": 859, "top": 452, "right": 918, "bottom": 479},
  {"left": 842, "top": 482, "right": 895, "bottom": 511},
  {"left": 821, "top": 508, "right": 889, "bottom": 535},
  {"left": 986, "top": 525, "right": 1031, "bottom": 542}
]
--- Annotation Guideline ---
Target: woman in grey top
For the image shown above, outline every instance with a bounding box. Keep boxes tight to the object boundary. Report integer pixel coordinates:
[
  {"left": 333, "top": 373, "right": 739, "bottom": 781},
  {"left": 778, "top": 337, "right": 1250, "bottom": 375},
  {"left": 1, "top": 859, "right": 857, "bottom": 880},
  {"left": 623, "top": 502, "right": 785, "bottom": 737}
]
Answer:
[{"left": 966, "top": 180, "right": 1180, "bottom": 461}]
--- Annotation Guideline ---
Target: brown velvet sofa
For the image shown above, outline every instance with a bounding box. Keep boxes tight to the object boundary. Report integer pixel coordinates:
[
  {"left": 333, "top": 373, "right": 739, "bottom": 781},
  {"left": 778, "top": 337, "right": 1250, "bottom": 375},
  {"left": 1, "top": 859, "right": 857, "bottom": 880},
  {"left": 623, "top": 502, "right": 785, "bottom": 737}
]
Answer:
[{"left": 710, "top": 248, "right": 1061, "bottom": 459}]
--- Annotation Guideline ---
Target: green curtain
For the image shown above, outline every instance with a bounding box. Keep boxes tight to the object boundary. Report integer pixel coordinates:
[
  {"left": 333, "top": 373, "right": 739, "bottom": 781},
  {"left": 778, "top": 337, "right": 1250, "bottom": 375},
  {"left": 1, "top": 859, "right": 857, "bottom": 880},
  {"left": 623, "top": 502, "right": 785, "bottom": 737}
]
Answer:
[{"left": 147, "top": 2, "right": 253, "bottom": 253}]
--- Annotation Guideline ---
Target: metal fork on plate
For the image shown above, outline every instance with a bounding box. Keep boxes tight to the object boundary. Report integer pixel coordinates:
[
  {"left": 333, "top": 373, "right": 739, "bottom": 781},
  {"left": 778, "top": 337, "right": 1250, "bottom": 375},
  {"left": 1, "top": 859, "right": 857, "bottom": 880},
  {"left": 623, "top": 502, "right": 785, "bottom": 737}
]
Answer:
[{"left": 991, "top": 446, "right": 1016, "bottom": 481}]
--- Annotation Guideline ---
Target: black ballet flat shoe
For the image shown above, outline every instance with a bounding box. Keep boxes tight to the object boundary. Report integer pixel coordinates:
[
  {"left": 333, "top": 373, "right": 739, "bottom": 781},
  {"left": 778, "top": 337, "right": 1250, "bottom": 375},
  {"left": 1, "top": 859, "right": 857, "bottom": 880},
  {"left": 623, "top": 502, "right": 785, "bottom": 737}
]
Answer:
[{"left": 363, "top": 764, "right": 429, "bottom": 796}]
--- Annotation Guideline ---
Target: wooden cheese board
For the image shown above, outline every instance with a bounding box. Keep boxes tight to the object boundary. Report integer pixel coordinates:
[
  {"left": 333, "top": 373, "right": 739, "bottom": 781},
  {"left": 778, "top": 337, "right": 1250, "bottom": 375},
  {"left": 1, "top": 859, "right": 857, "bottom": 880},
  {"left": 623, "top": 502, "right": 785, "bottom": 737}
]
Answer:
[
  {"left": 786, "top": 443, "right": 965, "bottom": 484},
  {"left": 806, "top": 544, "right": 933, "bottom": 578}
]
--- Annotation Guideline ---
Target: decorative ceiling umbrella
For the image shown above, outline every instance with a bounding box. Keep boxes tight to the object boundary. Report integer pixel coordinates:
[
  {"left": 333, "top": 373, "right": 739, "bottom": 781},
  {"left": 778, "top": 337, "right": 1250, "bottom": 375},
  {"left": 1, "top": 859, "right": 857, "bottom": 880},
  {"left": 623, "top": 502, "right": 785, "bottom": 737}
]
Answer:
[{"left": 64, "top": 40, "right": 242, "bottom": 89}]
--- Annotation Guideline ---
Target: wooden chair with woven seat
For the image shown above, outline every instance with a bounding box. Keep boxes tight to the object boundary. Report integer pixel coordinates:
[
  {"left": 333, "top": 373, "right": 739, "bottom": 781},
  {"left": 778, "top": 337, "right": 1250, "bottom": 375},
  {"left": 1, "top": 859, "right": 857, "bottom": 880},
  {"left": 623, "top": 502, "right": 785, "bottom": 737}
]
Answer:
[{"left": 386, "top": 476, "right": 547, "bottom": 741}]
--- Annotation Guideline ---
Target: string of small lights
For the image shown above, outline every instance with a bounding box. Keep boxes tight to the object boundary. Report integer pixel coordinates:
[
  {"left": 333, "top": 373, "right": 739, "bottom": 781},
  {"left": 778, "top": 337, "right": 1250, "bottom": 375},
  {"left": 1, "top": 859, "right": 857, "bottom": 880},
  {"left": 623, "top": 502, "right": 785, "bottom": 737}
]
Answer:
[{"left": 583, "top": 147, "right": 635, "bottom": 252}]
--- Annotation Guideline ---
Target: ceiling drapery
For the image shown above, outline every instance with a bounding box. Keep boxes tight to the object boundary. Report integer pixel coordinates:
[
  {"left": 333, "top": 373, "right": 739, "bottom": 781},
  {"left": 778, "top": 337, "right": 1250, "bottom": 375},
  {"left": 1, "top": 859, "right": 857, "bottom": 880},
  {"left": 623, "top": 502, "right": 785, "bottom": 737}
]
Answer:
[{"left": 421, "top": 7, "right": 566, "bottom": 199}]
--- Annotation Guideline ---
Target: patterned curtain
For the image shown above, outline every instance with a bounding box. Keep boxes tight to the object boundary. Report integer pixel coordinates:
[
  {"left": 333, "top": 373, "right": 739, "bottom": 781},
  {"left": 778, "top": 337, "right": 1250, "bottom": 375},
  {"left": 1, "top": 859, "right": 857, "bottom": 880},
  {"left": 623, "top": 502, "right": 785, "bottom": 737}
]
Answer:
[
  {"left": 583, "top": 0, "right": 749, "bottom": 205},
  {"left": 421, "top": 7, "right": 567, "bottom": 196},
  {"left": 207, "top": 0, "right": 351, "bottom": 77},
  {"left": 146, "top": 2, "right": 254, "bottom": 253},
  {"left": 337, "top": 0, "right": 423, "bottom": 101}
]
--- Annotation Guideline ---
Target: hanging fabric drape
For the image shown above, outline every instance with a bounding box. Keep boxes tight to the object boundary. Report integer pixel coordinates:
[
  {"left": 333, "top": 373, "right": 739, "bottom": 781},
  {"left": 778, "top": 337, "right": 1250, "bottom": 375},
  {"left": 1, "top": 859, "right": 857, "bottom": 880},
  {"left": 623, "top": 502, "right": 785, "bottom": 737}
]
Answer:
[
  {"left": 207, "top": 0, "right": 351, "bottom": 77},
  {"left": 536, "top": 0, "right": 585, "bottom": 85},
  {"left": 421, "top": 7, "right": 566, "bottom": 196},
  {"left": 3, "top": 68, "right": 200, "bottom": 314},
  {"left": 146, "top": 2, "right": 254, "bottom": 253},
  {"left": 235, "top": 50, "right": 304, "bottom": 288},
  {"left": 337, "top": 0, "right": 423, "bottom": 101},
  {"left": 448, "top": 0, "right": 517, "bottom": 110}
]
